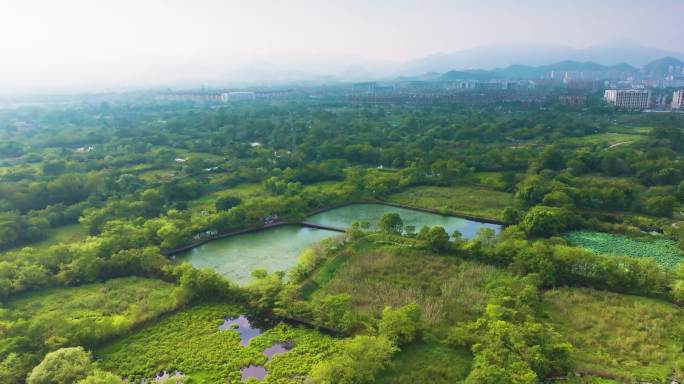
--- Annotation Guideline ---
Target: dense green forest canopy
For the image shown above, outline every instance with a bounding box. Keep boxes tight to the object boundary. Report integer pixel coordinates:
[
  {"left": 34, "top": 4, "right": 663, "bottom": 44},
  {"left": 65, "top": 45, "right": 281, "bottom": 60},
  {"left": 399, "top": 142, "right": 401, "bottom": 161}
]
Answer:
[{"left": 1, "top": 99, "right": 684, "bottom": 383}]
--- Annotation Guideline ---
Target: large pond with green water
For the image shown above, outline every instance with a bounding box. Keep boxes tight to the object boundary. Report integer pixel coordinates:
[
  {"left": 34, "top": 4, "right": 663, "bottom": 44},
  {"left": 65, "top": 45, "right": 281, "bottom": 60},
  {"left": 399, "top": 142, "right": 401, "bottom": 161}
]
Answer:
[
  {"left": 307, "top": 203, "right": 500, "bottom": 238},
  {"left": 176, "top": 225, "right": 338, "bottom": 284},
  {"left": 177, "top": 203, "right": 500, "bottom": 284}
]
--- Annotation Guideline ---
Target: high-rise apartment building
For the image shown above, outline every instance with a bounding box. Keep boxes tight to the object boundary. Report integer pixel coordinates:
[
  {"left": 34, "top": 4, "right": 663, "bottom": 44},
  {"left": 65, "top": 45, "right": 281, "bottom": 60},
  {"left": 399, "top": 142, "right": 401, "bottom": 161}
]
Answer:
[{"left": 604, "top": 89, "right": 651, "bottom": 109}]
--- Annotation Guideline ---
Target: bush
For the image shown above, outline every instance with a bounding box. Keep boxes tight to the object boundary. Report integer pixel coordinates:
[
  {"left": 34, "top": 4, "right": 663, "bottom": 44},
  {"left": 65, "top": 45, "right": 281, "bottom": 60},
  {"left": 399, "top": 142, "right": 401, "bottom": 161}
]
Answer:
[
  {"left": 378, "top": 212, "right": 403, "bottom": 235},
  {"left": 306, "top": 335, "right": 398, "bottom": 384},
  {"left": 416, "top": 226, "right": 451, "bottom": 253},
  {"left": 521, "top": 205, "right": 578, "bottom": 237},
  {"left": 27, "top": 347, "right": 93, "bottom": 384},
  {"left": 165, "top": 263, "right": 238, "bottom": 302},
  {"left": 502, "top": 206, "right": 521, "bottom": 224},
  {"left": 77, "top": 371, "right": 125, "bottom": 384},
  {"left": 215, "top": 196, "right": 242, "bottom": 211},
  {"left": 378, "top": 303, "right": 422, "bottom": 345}
]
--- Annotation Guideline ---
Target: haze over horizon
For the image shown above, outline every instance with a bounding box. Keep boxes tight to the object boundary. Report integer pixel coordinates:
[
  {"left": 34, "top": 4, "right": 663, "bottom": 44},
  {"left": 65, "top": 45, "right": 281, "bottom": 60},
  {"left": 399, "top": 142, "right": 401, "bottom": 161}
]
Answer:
[{"left": 1, "top": 0, "right": 683, "bottom": 93}]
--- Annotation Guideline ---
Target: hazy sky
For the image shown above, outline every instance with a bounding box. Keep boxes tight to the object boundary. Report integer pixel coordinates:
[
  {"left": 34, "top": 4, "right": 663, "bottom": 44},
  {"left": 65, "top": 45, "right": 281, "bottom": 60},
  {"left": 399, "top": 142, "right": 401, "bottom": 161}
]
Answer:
[{"left": 1, "top": 0, "right": 683, "bottom": 93}]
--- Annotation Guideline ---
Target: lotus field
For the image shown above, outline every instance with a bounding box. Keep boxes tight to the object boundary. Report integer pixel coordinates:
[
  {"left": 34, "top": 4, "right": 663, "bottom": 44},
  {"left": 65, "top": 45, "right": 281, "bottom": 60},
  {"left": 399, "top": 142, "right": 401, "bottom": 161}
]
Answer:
[{"left": 564, "top": 230, "right": 684, "bottom": 269}]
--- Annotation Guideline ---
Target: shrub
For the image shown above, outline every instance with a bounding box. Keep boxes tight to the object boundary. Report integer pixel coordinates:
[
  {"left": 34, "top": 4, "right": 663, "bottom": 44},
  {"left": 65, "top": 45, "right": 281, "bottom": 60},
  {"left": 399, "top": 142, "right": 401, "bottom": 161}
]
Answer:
[
  {"left": 378, "top": 303, "right": 422, "bottom": 345},
  {"left": 418, "top": 226, "right": 451, "bottom": 253},
  {"left": 27, "top": 347, "right": 93, "bottom": 384},
  {"left": 521, "top": 205, "right": 578, "bottom": 237},
  {"left": 215, "top": 196, "right": 242, "bottom": 211},
  {"left": 306, "top": 335, "right": 398, "bottom": 384},
  {"left": 378, "top": 213, "right": 403, "bottom": 235}
]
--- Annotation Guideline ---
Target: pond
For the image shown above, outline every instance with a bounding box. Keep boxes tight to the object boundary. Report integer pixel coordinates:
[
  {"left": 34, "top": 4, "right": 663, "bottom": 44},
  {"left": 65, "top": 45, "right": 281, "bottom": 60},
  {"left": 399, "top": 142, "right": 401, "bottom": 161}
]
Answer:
[
  {"left": 219, "top": 315, "right": 264, "bottom": 346},
  {"left": 307, "top": 203, "right": 500, "bottom": 239},
  {"left": 218, "top": 314, "right": 294, "bottom": 381},
  {"left": 176, "top": 225, "right": 339, "bottom": 284}
]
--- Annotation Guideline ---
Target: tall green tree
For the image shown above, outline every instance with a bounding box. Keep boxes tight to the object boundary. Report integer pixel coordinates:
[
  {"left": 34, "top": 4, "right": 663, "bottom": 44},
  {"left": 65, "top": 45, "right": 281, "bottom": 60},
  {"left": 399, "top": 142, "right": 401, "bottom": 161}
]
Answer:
[{"left": 378, "top": 212, "right": 403, "bottom": 235}]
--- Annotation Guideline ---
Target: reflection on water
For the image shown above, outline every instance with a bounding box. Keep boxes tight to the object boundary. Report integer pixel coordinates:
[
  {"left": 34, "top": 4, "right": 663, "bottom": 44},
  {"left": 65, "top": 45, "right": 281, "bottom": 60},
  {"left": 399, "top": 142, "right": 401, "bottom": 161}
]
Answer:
[
  {"left": 307, "top": 203, "right": 500, "bottom": 239},
  {"left": 177, "top": 225, "right": 338, "bottom": 284},
  {"left": 263, "top": 341, "right": 293, "bottom": 361},
  {"left": 219, "top": 315, "right": 263, "bottom": 346},
  {"left": 241, "top": 365, "right": 267, "bottom": 381},
  {"left": 178, "top": 204, "right": 497, "bottom": 286},
  {"left": 221, "top": 314, "right": 294, "bottom": 382},
  {"left": 239, "top": 341, "right": 293, "bottom": 381}
]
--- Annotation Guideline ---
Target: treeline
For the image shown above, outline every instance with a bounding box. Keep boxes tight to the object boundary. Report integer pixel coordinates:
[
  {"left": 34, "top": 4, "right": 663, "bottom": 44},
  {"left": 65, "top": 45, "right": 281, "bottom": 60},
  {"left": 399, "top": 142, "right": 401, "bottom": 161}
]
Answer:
[{"left": 2, "top": 100, "right": 684, "bottom": 252}]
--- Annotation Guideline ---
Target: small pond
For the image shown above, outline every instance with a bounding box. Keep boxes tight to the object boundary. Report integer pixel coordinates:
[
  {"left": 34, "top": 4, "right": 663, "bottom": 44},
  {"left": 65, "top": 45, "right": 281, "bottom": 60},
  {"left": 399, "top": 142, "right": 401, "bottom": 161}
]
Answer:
[
  {"left": 307, "top": 203, "right": 500, "bottom": 239},
  {"left": 220, "top": 314, "right": 293, "bottom": 381},
  {"left": 176, "top": 225, "right": 339, "bottom": 284},
  {"left": 219, "top": 315, "right": 264, "bottom": 346},
  {"left": 140, "top": 370, "right": 185, "bottom": 384}
]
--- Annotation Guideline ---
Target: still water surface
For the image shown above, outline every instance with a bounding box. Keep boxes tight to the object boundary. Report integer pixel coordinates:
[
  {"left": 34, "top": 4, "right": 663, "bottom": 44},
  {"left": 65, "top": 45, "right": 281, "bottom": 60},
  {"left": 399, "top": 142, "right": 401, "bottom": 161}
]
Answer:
[
  {"left": 177, "top": 204, "right": 500, "bottom": 284},
  {"left": 307, "top": 203, "right": 500, "bottom": 238},
  {"left": 176, "top": 225, "right": 338, "bottom": 284}
]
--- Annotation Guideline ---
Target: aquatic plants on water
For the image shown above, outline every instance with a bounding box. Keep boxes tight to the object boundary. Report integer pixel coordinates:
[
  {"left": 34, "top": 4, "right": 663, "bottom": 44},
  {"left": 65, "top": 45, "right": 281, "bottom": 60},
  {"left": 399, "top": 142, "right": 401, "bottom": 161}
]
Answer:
[{"left": 564, "top": 230, "right": 684, "bottom": 268}]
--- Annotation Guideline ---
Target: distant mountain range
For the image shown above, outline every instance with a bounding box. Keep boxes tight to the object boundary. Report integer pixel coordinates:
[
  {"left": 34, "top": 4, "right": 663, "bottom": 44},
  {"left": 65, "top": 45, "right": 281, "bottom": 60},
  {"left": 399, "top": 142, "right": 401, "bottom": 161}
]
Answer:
[
  {"left": 436, "top": 57, "right": 684, "bottom": 82},
  {"left": 200, "top": 42, "right": 684, "bottom": 86},
  {"left": 400, "top": 42, "right": 684, "bottom": 75},
  {"left": 434, "top": 57, "right": 684, "bottom": 81},
  {"left": 642, "top": 57, "right": 684, "bottom": 78}
]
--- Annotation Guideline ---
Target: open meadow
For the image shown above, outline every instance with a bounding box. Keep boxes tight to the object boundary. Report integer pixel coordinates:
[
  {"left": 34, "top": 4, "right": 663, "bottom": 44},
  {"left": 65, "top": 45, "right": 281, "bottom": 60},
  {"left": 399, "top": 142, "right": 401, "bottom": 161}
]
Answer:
[
  {"left": 543, "top": 288, "right": 683, "bottom": 381},
  {"left": 388, "top": 185, "right": 513, "bottom": 221},
  {"left": 303, "top": 239, "right": 513, "bottom": 331}
]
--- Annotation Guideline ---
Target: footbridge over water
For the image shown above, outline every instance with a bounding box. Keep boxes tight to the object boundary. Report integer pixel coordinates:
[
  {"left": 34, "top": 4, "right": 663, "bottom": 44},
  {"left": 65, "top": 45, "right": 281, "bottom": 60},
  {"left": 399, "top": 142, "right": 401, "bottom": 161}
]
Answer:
[{"left": 299, "top": 221, "right": 347, "bottom": 233}]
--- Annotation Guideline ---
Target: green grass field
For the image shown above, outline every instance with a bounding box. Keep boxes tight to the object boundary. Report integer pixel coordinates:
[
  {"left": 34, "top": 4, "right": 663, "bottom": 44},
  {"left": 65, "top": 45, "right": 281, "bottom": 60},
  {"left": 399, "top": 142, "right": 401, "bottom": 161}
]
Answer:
[
  {"left": 301, "top": 180, "right": 346, "bottom": 195},
  {"left": 96, "top": 304, "right": 340, "bottom": 384},
  {"left": 306, "top": 240, "right": 512, "bottom": 331},
  {"left": 377, "top": 342, "right": 472, "bottom": 384},
  {"left": 388, "top": 185, "right": 513, "bottom": 220},
  {"left": 188, "top": 182, "right": 266, "bottom": 211},
  {"left": 543, "top": 288, "right": 683, "bottom": 382},
  {"left": 564, "top": 230, "right": 684, "bottom": 268},
  {"left": 473, "top": 171, "right": 510, "bottom": 190}
]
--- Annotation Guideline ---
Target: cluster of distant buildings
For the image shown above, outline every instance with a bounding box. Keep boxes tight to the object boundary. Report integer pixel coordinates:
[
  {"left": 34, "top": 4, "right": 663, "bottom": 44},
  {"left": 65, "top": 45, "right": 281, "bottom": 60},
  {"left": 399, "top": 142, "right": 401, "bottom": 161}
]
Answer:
[
  {"left": 152, "top": 58, "right": 684, "bottom": 111},
  {"left": 603, "top": 89, "right": 684, "bottom": 110},
  {"left": 345, "top": 80, "right": 557, "bottom": 105},
  {"left": 156, "top": 89, "right": 294, "bottom": 103}
]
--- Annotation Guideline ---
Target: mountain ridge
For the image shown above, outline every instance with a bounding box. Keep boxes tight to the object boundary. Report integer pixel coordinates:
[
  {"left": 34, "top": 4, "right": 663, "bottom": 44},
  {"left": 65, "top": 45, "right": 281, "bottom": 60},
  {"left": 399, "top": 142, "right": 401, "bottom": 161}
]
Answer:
[
  {"left": 438, "top": 57, "right": 682, "bottom": 81},
  {"left": 401, "top": 42, "right": 684, "bottom": 75}
]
